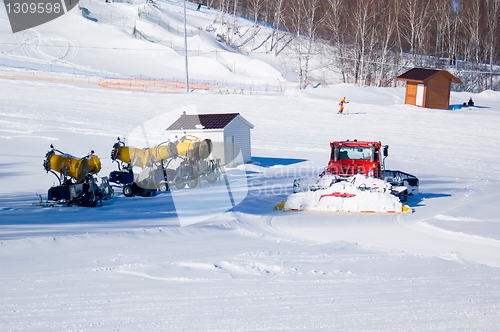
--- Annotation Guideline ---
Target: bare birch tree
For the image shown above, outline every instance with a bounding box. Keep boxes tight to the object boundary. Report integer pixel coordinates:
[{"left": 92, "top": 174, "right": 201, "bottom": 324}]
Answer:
[
  {"left": 268, "top": 0, "right": 286, "bottom": 56},
  {"left": 350, "top": 0, "right": 376, "bottom": 85},
  {"left": 287, "top": 0, "right": 324, "bottom": 88},
  {"left": 375, "top": 0, "right": 397, "bottom": 86},
  {"left": 324, "top": 0, "right": 347, "bottom": 83}
]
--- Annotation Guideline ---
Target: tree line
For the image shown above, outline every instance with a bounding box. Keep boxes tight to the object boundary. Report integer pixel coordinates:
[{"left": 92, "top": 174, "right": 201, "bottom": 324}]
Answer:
[{"left": 193, "top": 0, "right": 500, "bottom": 91}]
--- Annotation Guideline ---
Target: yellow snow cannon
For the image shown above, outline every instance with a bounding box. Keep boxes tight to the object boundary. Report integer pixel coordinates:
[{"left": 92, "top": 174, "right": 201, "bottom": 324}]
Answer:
[
  {"left": 44, "top": 148, "right": 103, "bottom": 182},
  {"left": 111, "top": 141, "right": 179, "bottom": 169},
  {"left": 44, "top": 149, "right": 89, "bottom": 182},
  {"left": 41, "top": 146, "right": 113, "bottom": 207},
  {"left": 111, "top": 145, "right": 149, "bottom": 169},
  {"left": 109, "top": 137, "right": 217, "bottom": 197},
  {"left": 111, "top": 138, "right": 212, "bottom": 169}
]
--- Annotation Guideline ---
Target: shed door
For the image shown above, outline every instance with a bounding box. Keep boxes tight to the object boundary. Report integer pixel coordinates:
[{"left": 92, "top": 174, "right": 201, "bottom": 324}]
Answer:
[
  {"left": 416, "top": 84, "right": 424, "bottom": 107},
  {"left": 226, "top": 135, "right": 235, "bottom": 167}
]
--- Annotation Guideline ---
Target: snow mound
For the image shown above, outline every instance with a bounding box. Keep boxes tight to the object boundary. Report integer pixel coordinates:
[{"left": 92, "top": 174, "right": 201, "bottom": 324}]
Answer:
[{"left": 284, "top": 174, "right": 404, "bottom": 213}]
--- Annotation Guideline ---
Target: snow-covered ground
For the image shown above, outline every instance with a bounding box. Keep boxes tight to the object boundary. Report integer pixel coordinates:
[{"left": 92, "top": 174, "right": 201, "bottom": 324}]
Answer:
[
  {"left": 2, "top": 79, "right": 500, "bottom": 331},
  {"left": 1, "top": 1, "right": 500, "bottom": 331}
]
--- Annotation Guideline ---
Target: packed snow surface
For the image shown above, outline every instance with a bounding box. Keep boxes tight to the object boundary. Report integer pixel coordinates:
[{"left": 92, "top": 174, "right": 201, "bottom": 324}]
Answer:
[{"left": 1, "top": 1, "right": 500, "bottom": 331}]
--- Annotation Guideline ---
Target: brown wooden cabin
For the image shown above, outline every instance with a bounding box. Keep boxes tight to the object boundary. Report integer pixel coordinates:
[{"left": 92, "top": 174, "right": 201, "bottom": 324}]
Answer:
[{"left": 396, "top": 68, "right": 462, "bottom": 110}]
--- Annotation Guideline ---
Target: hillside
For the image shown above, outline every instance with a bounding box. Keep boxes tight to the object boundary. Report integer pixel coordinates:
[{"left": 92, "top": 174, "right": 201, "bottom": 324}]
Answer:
[{"left": 0, "top": 0, "right": 286, "bottom": 85}]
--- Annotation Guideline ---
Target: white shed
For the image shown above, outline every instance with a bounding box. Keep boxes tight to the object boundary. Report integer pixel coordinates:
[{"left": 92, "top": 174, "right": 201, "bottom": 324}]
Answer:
[{"left": 166, "top": 113, "right": 254, "bottom": 166}]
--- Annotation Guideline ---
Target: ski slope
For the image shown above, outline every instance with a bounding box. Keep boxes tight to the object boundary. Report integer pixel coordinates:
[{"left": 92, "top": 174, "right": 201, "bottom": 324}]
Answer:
[
  {"left": 1, "top": 1, "right": 500, "bottom": 331},
  {"left": 0, "top": 0, "right": 284, "bottom": 84}
]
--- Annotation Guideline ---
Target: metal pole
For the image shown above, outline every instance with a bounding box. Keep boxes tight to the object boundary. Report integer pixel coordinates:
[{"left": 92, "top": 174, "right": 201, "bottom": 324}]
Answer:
[{"left": 184, "top": 0, "right": 189, "bottom": 93}]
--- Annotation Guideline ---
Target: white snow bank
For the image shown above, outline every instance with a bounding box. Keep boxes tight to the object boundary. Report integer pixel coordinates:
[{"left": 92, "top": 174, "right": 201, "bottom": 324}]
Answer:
[{"left": 284, "top": 174, "right": 403, "bottom": 213}]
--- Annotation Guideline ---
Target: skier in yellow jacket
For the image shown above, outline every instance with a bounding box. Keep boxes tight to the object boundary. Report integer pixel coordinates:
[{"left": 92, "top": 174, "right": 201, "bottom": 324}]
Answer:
[{"left": 338, "top": 97, "right": 348, "bottom": 114}]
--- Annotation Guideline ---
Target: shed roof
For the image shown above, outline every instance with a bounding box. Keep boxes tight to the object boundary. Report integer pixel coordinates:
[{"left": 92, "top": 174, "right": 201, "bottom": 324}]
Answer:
[
  {"left": 397, "top": 67, "right": 462, "bottom": 84},
  {"left": 166, "top": 113, "right": 253, "bottom": 131}
]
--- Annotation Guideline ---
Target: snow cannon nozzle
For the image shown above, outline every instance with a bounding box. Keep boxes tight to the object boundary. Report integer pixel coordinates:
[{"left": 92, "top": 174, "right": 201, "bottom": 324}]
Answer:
[{"left": 196, "top": 139, "right": 212, "bottom": 161}]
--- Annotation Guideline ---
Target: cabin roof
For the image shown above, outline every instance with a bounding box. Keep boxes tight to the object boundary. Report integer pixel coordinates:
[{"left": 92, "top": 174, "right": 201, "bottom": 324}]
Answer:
[{"left": 397, "top": 67, "right": 462, "bottom": 84}]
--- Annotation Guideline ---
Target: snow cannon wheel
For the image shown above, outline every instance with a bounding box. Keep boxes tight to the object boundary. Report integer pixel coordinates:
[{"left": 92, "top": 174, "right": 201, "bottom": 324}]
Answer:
[
  {"left": 206, "top": 173, "right": 218, "bottom": 183},
  {"left": 123, "top": 184, "right": 134, "bottom": 197},
  {"left": 187, "top": 177, "right": 198, "bottom": 188},
  {"left": 175, "top": 182, "right": 186, "bottom": 190}
]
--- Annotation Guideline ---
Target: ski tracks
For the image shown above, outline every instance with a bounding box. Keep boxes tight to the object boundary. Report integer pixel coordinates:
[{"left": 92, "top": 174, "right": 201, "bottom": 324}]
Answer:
[
  {"left": 260, "top": 212, "right": 500, "bottom": 268},
  {"left": 11, "top": 29, "right": 79, "bottom": 63}
]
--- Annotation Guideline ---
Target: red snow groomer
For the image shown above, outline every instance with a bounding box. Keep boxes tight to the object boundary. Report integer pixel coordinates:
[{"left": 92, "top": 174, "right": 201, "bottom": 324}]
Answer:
[
  {"left": 320, "top": 140, "right": 419, "bottom": 201},
  {"left": 280, "top": 140, "right": 419, "bottom": 214}
]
